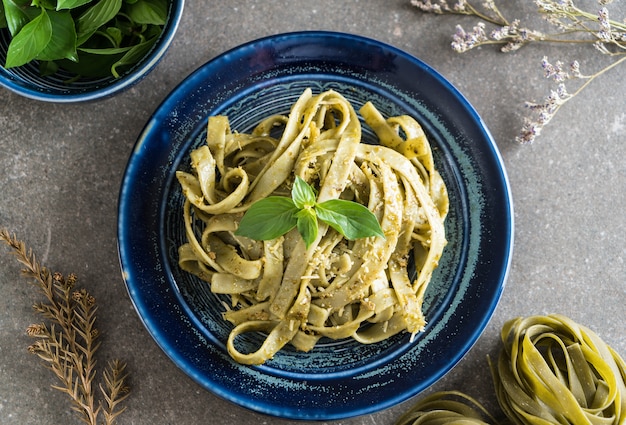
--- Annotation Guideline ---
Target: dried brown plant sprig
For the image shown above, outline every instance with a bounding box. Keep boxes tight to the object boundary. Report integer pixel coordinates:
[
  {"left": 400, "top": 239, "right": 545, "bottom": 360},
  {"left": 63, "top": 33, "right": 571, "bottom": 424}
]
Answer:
[
  {"left": 0, "top": 228, "right": 130, "bottom": 425},
  {"left": 101, "top": 360, "right": 131, "bottom": 425},
  {"left": 409, "top": 0, "right": 626, "bottom": 144}
]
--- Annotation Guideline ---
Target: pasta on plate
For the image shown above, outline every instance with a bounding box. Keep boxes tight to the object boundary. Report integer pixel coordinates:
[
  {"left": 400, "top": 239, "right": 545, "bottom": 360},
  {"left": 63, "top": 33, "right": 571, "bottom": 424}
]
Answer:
[{"left": 175, "top": 88, "right": 449, "bottom": 365}]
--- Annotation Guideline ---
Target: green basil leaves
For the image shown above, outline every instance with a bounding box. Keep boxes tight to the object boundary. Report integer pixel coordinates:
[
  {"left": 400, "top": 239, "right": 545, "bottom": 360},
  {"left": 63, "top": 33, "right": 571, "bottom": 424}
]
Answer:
[
  {"left": 4, "top": 7, "right": 52, "bottom": 68},
  {"left": 0, "top": 0, "right": 167, "bottom": 78},
  {"left": 235, "top": 177, "right": 385, "bottom": 248},
  {"left": 236, "top": 196, "right": 300, "bottom": 242}
]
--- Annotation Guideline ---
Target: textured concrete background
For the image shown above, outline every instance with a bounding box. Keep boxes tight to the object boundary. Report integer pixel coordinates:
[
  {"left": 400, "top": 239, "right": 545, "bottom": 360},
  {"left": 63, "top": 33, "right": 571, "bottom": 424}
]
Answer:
[{"left": 1, "top": 1, "right": 624, "bottom": 424}]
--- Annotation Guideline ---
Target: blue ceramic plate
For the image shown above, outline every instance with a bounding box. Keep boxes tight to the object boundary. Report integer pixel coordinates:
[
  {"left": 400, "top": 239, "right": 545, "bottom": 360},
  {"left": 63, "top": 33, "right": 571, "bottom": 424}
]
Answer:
[{"left": 118, "top": 31, "right": 513, "bottom": 420}]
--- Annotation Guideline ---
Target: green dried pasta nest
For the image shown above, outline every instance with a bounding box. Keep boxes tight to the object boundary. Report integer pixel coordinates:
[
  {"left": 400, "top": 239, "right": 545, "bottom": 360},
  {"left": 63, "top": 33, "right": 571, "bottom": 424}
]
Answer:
[
  {"left": 395, "top": 391, "right": 496, "bottom": 424},
  {"left": 396, "top": 314, "right": 626, "bottom": 425},
  {"left": 493, "top": 314, "right": 626, "bottom": 425}
]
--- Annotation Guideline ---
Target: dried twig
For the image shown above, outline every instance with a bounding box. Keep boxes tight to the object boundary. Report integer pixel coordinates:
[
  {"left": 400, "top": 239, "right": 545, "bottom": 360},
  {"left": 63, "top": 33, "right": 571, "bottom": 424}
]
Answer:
[
  {"left": 410, "top": 0, "right": 626, "bottom": 143},
  {"left": 1, "top": 228, "right": 130, "bottom": 425}
]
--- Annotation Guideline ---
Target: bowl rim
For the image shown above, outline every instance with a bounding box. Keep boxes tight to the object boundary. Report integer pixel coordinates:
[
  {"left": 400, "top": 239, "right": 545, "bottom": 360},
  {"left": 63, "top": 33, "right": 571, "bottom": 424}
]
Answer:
[{"left": 0, "top": 0, "right": 185, "bottom": 103}]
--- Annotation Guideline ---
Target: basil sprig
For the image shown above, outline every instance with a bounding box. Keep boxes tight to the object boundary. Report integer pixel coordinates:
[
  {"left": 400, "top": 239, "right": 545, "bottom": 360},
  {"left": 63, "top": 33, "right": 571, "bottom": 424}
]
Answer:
[
  {"left": 0, "top": 0, "right": 167, "bottom": 78},
  {"left": 235, "top": 176, "right": 385, "bottom": 248}
]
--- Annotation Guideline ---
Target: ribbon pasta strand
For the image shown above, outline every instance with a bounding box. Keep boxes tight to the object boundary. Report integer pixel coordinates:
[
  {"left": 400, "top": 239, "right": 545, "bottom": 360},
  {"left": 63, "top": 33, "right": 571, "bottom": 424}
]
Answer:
[{"left": 176, "top": 89, "right": 448, "bottom": 365}]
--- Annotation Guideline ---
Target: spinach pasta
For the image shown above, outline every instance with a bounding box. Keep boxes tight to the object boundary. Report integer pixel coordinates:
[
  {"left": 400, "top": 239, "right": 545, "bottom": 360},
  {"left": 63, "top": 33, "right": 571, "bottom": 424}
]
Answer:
[{"left": 176, "top": 88, "right": 448, "bottom": 365}]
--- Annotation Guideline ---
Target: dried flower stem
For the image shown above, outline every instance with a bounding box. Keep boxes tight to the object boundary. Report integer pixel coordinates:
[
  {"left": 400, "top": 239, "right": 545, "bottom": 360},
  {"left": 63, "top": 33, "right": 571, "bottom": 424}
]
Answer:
[
  {"left": 518, "top": 53, "right": 626, "bottom": 143},
  {"left": 0, "top": 228, "right": 130, "bottom": 425},
  {"left": 410, "top": 0, "right": 626, "bottom": 143}
]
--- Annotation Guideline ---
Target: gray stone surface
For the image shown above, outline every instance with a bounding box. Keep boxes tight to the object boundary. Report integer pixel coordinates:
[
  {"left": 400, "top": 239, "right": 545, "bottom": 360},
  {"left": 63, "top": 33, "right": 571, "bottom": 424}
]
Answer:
[{"left": 1, "top": 1, "right": 624, "bottom": 424}]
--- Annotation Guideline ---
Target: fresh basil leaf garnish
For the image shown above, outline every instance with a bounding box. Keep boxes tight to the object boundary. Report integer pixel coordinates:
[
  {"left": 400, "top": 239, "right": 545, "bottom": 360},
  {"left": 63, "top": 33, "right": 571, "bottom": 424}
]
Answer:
[
  {"left": 316, "top": 199, "right": 385, "bottom": 240},
  {"left": 296, "top": 207, "right": 318, "bottom": 248},
  {"left": 291, "top": 176, "right": 316, "bottom": 209},
  {"left": 235, "top": 177, "right": 384, "bottom": 249},
  {"left": 235, "top": 197, "right": 299, "bottom": 241}
]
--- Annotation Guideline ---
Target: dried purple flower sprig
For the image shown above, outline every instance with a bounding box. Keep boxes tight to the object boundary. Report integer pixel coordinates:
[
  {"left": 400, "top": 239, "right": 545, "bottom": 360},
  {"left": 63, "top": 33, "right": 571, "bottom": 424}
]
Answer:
[
  {"left": 410, "top": 0, "right": 626, "bottom": 144},
  {"left": 518, "top": 54, "right": 626, "bottom": 144}
]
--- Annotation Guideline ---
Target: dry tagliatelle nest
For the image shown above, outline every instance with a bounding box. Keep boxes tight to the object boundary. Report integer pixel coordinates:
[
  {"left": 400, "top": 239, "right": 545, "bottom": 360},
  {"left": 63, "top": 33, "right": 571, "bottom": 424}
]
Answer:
[{"left": 396, "top": 314, "right": 626, "bottom": 425}]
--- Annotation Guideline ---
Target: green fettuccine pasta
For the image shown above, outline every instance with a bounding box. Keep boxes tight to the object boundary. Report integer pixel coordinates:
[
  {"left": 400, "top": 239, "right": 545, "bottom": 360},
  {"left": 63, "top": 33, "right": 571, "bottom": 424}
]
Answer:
[
  {"left": 395, "top": 391, "right": 496, "bottom": 425},
  {"left": 492, "top": 314, "right": 626, "bottom": 425},
  {"left": 395, "top": 314, "right": 625, "bottom": 425},
  {"left": 176, "top": 88, "right": 449, "bottom": 365}
]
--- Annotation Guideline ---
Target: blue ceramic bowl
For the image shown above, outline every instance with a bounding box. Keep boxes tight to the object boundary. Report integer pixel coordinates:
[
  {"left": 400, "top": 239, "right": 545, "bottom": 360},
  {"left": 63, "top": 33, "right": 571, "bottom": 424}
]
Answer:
[
  {"left": 0, "top": 1, "right": 184, "bottom": 103},
  {"left": 118, "top": 31, "right": 514, "bottom": 420}
]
